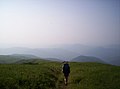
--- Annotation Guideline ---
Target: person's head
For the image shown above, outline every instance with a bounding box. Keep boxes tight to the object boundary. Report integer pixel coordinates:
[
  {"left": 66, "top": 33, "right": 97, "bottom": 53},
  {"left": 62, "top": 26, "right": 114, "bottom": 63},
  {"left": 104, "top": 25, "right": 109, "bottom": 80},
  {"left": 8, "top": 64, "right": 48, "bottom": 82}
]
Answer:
[
  {"left": 62, "top": 61, "right": 65, "bottom": 64},
  {"left": 63, "top": 61, "right": 68, "bottom": 64},
  {"left": 65, "top": 61, "right": 68, "bottom": 64}
]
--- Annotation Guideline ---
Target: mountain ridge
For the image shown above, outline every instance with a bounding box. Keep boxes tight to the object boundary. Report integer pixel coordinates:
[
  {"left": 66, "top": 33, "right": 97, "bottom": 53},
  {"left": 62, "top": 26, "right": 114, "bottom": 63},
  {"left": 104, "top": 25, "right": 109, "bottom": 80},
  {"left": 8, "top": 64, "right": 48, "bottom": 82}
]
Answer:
[{"left": 0, "top": 44, "right": 120, "bottom": 65}]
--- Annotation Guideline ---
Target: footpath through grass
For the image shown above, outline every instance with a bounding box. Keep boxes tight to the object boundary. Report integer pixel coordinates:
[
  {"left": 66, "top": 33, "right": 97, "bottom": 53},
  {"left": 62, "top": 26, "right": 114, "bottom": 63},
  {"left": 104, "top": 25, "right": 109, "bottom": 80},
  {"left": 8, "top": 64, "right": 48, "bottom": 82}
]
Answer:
[
  {"left": 0, "top": 62, "right": 120, "bottom": 89},
  {"left": 57, "top": 62, "right": 120, "bottom": 89}
]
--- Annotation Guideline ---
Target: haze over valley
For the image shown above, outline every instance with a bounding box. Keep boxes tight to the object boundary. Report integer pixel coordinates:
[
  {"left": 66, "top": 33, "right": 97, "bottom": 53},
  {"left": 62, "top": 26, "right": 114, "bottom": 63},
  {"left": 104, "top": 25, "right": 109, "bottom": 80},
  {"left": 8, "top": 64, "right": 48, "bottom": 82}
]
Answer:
[
  {"left": 0, "top": 1, "right": 120, "bottom": 89},
  {"left": 0, "top": 0, "right": 120, "bottom": 65}
]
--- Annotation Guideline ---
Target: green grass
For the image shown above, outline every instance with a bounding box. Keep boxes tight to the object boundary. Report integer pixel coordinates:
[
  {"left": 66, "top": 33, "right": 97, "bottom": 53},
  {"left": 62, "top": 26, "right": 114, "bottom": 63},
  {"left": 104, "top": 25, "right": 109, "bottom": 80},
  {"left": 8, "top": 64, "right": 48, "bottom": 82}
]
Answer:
[
  {"left": 66, "top": 62, "right": 120, "bottom": 89},
  {"left": 0, "top": 62, "right": 120, "bottom": 89},
  {"left": 0, "top": 62, "right": 61, "bottom": 89}
]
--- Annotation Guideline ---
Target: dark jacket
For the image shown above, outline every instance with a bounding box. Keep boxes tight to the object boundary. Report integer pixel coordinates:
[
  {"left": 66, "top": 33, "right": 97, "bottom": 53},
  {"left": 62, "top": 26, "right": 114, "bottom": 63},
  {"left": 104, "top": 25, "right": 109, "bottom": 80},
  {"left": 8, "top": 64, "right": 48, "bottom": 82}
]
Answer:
[{"left": 63, "top": 64, "right": 70, "bottom": 74}]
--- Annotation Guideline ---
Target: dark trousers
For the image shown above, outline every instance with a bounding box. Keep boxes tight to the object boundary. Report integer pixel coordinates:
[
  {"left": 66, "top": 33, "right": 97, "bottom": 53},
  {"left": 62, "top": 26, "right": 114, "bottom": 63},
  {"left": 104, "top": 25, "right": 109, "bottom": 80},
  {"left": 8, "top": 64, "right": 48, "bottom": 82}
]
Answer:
[{"left": 64, "top": 73, "right": 69, "bottom": 83}]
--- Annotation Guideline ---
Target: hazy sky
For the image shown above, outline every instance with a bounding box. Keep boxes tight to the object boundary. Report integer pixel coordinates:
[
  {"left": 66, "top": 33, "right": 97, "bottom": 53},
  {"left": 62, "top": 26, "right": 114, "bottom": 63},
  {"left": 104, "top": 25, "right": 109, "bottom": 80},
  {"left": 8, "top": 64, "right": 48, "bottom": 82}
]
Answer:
[{"left": 0, "top": 0, "right": 120, "bottom": 48}]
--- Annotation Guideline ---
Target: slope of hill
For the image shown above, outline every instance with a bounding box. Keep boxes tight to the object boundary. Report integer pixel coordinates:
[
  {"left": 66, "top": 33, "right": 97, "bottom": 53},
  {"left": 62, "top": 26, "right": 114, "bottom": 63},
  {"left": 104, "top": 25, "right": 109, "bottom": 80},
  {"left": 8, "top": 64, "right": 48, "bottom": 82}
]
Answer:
[
  {"left": 71, "top": 55, "right": 105, "bottom": 63},
  {"left": 45, "top": 58, "right": 62, "bottom": 62},
  {"left": 11, "top": 54, "right": 40, "bottom": 59},
  {"left": 0, "top": 47, "right": 79, "bottom": 60},
  {"left": 15, "top": 59, "right": 49, "bottom": 64},
  {"left": 0, "top": 54, "right": 62, "bottom": 64},
  {"left": 0, "top": 55, "right": 21, "bottom": 64},
  {"left": 110, "top": 59, "right": 120, "bottom": 66},
  {"left": 0, "top": 62, "right": 120, "bottom": 89},
  {"left": 0, "top": 44, "right": 120, "bottom": 63},
  {"left": 60, "top": 62, "right": 120, "bottom": 89},
  {"left": 109, "top": 56, "right": 120, "bottom": 66},
  {"left": 0, "top": 54, "right": 42, "bottom": 64},
  {"left": 0, "top": 62, "right": 61, "bottom": 89},
  {"left": 104, "top": 56, "right": 120, "bottom": 66}
]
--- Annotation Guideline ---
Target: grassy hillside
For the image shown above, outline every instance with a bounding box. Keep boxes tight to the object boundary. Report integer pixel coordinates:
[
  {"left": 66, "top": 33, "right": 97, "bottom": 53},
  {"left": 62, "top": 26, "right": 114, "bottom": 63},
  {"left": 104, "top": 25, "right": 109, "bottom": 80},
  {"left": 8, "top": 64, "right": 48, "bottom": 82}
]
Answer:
[
  {"left": 0, "top": 55, "right": 21, "bottom": 63},
  {"left": 0, "top": 62, "right": 61, "bottom": 89},
  {"left": 62, "top": 62, "right": 120, "bottom": 89},
  {"left": 0, "top": 55, "right": 46, "bottom": 64},
  {"left": 71, "top": 55, "right": 105, "bottom": 63},
  {"left": 0, "top": 62, "right": 120, "bottom": 89}
]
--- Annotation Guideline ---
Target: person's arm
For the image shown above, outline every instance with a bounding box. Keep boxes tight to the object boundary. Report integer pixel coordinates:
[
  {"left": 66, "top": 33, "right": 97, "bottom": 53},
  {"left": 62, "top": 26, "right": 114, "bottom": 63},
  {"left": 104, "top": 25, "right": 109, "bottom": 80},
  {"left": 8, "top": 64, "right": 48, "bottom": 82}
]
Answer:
[{"left": 63, "top": 65, "right": 65, "bottom": 73}]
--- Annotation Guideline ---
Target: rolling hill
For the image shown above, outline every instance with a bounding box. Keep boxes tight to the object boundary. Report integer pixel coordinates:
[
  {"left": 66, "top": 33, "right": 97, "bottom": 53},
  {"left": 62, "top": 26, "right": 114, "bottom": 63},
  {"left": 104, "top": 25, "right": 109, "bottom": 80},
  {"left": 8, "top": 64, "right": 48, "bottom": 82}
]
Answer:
[
  {"left": 0, "top": 62, "right": 120, "bottom": 89},
  {"left": 45, "top": 58, "right": 62, "bottom": 62},
  {"left": 0, "top": 54, "right": 43, "bottom": 64},
  {"left": 71, "top": 55, "right": 105, "bottom": 63},
  {"left": 107, "top": 56, "right": 120, "bottom": 66},
  {"left": 0, "top": 55, "right": 21, "bottom": 64},
  {"left": 0, "top": 54, "right": 62, "bottom": 64},
  {"left": 0, "top": 44, "right": 120, "bottom": 65}
]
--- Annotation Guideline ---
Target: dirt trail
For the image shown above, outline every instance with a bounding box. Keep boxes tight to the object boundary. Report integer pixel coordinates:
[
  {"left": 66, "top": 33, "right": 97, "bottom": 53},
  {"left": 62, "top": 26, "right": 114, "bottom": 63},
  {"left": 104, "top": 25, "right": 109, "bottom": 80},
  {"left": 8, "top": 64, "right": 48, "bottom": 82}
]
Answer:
[{"left": 57, "top": 76, "right": 70, "bottom": 89}]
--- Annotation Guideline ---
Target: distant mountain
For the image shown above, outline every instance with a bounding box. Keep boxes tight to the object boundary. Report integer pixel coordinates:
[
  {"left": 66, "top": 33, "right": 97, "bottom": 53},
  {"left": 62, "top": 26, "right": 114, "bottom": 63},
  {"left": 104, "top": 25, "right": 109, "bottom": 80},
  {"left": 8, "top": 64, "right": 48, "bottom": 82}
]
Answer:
[
  {"left": 0, "top": 54, "right": 62, "bottom": 64},
  {"left": 45, "top": 58, "right": 62, "bottom": 62},
  {"left": 60, "top": 44, "right": 120, "bottom": 60},
  {"left": 15, "top": 59, "right": 47, "bottom": 64},
  {"left": 0, "top": 47, "right": 80, "bottom": 60},
  {"left": 0, "top": 44, "right": 120, "bottom": 62},
  {"left": 71, "top": 55, "right": 105, "bottom": 63},
  {"left": 11, "top": 54, "right": 40, "bottom": 59},
  {"left": 85, "top": 47, "right": 120, "bottom": 59},
  {"left": 0, "top": 55, "right": 21, "bottom": 64},
  {"left": 0, "top": 60, "right": 6, "bottom": 64},
  {"left": 104, "top": 44, "right": 120, "bottom": 49},
  {"left": 0, "top": 54, "right": 41, "bottom": 64},
  {"left": 60, "top": 44, "right": 95, "bottom": 54},
  {"left": 105, "top": 56, "right": 120, "bottom": 66},
  {"left": 110, "top": 59, "right": 120, "bottom": 66}
]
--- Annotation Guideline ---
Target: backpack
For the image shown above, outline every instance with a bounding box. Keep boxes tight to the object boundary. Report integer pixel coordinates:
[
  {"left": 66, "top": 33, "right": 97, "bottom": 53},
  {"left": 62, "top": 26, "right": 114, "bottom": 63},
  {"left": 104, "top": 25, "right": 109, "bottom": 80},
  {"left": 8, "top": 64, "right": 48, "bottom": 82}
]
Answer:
[{"left": 63, "top": 64, "right": 70, "bottom": 74}]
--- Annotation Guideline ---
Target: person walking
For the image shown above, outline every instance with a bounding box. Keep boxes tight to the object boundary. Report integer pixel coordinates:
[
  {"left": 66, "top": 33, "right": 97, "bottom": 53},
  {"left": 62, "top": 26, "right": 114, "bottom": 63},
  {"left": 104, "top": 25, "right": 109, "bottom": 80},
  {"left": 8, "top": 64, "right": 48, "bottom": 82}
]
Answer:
[{"left": 62, "top": 61, "right": 70, "bottom": 85}]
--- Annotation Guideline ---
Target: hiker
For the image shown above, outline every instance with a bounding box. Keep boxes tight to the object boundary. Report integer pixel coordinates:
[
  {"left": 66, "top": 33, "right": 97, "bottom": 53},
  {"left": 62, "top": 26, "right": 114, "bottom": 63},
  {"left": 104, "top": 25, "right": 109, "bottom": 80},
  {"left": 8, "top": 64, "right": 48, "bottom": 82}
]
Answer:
[{"left": 62, "top": 61, "right": 70, "bottom": 85}]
